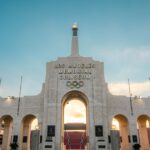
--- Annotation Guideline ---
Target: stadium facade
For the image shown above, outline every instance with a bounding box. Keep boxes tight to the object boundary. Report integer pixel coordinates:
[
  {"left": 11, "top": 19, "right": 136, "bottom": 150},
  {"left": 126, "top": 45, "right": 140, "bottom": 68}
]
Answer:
[{"left": 0, "top": 24, "right": 150, "bottom": 150}]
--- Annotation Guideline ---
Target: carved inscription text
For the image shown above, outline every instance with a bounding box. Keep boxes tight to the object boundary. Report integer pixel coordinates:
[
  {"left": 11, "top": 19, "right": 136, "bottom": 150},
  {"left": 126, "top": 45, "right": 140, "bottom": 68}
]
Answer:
[{"left": 55, "top": 63, "right": 95, "bottom": 80}]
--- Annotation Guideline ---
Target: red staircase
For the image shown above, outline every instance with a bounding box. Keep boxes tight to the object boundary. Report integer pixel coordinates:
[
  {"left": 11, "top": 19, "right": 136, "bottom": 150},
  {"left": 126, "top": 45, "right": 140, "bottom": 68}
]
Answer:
[{"left": 64, "top": 131, "right": 87, "bottom": 149}]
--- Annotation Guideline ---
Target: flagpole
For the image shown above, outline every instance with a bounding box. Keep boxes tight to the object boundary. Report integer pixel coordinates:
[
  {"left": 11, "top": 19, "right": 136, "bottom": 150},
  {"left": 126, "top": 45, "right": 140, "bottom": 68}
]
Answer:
[
  {"left": 148, "top": 77, "right": 150, "bottom": 97},
  {"left": 128, "top": 79, "right": 133, "bottom": 116},
  {"left": 0, "top": 78, "right": 2, "bottom": 96},
  {"left": 0, "top": 78, "right": 1, "bottom": 87},
  {"left": 17, "top": 76, "right": 22, "bottom": 116}
]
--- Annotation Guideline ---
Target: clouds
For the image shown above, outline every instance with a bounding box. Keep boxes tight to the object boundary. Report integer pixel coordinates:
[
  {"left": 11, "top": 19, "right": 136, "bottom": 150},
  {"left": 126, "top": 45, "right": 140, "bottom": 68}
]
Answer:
[
  {"left": 90, "top": 47, "right": 150, "bottom": 82},
  {"left": 98, "top": 47, "right": 150, "bottom": 64},
  {"left": 0, "top": 76, "right": 42, "bottom": 97},
  {"left": 88, "top": 46, "right": 150, "bottom": 97},
  {"left": 108, "top": 81, "right": 150, "bottom": 97},
  {"left": 0, "top": 47, "right": 149, "bottom": 98},
  {"left": 64, "top": 99, "right": 86, "bottom": 123}
]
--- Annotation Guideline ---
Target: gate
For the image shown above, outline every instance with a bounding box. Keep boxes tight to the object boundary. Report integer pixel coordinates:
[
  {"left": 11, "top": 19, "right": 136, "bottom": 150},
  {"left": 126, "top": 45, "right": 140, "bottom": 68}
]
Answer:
[
  {"left": 110, "top": 130, "right": 120, "bottom": 150},
  {"left": 30, "top": 130, "right": 40, "bottom": 150}
]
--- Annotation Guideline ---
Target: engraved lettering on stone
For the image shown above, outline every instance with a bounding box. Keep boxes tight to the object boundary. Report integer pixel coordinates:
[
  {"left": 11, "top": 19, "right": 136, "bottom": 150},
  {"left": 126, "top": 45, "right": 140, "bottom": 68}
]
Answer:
[{"left": 55, "top": 63, "right": 95, "bottom": 80}]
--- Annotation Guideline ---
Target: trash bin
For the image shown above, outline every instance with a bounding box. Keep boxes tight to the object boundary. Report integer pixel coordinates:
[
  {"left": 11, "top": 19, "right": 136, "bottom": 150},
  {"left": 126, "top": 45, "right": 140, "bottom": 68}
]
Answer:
[
  {"left": 133, "top": 143, "right": 141, "bottom": 150},
  {"left": 10, "top": 142, "right": 18, "bottom": 150}
]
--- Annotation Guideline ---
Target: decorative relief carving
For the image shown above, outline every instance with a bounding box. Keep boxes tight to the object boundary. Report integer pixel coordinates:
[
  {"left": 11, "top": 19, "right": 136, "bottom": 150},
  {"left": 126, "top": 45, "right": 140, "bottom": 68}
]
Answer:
[{"left": 66, "top": 81, "right": 84, "bottom": 89}]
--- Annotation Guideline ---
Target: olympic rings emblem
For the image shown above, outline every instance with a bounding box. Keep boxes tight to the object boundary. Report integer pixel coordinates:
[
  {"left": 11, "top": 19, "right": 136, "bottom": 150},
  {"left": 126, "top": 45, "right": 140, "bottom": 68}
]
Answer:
[{"left": 66, "top": 81, "right": 84, "bottom": 89}]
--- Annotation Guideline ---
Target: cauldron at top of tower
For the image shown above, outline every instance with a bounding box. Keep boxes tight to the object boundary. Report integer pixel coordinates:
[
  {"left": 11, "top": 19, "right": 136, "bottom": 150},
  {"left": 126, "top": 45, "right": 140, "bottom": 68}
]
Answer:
[{"left": 71, "top": 23, "right": 80, "bottom": 57}]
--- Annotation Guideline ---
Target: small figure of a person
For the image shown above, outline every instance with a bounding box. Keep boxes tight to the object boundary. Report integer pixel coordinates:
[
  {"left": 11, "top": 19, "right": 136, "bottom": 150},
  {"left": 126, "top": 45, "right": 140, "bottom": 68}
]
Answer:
[
  {"left": 10, "top": 142, "right": 18, "bottom": 150},
  {"left": 133, "top": 143, "right": 141, "bottom": 150}
]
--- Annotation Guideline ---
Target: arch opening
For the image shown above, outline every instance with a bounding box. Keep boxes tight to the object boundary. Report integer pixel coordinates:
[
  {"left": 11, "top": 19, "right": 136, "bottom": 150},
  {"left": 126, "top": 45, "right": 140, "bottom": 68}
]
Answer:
[
  {"left": 64, "top": 99, "right": 86, "bottom": 124},
  {"left": 137, "top": 115, "right": 150, "bottom": 149},
  {"left": 0, "top": 115, "right": 13, "bottom": 150},
  {"left": 20, "top": 115, "right": 39, "bottom": 150},
  {"left": 62, "top": 91, "right": 88, "bottom": 150},
  {"left": 111, "top": 115, "right": 130, "bottom": 150}
]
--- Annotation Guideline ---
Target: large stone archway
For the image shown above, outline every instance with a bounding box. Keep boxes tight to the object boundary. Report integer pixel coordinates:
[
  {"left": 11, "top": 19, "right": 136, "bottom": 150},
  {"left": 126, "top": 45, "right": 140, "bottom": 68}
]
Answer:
[
  {"left": 61, "top": 91, "right": 89, "bottom": 150},
  {"left": 137, "top": 114, "right": 150, "bottom": 150},
  {"left": 20, "top": 114, "right": 39, "bottom": 150},
  {"left": 111, "top": 114, "right": 130, "bottom": 150},
  {"left": 0, "top": 115, "right": 13, "bottom": 150}
]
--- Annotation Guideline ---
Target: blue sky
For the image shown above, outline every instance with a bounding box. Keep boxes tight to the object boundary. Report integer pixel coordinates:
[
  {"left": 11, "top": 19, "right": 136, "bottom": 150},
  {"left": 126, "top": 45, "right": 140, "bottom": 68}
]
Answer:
[{"left": 0, "top": 0, "right": 150, "bottom": 97}]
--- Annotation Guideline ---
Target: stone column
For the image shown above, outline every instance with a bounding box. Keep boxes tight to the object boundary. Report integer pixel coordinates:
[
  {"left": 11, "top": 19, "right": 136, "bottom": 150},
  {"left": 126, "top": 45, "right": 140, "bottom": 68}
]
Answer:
[
  {"left": 38, "top": 122, "right": 43, "bottom": 150},
  {"left": 55, "top": 103, "right": 61, "bottom": 150},
  {"left": 128, "top": 117, "right": 139, "bottom": 149},
  {"left": 89, "top": 102, "right": 96, "bottom": 150},
  {"left": 11, "top": 117, "right": 21, "bottom": 150}
]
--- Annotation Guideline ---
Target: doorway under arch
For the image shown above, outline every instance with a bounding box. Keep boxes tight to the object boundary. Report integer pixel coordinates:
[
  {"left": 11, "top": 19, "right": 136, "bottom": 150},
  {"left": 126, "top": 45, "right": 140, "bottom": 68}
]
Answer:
[
  {"left": 61, "top": 91, "right": 89, "bottom": 150},
  {"left": 111, "top": 114, "right": 130, "bottom": 150},
  {"left": 137, "top": 115, "right": 150, "bottom": 149},
  {"left": 20, "top": 114, "right": 39, "bottom": 150},
  {"left": 0, "top": 115, "right": 13, "bottom": 150}
]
